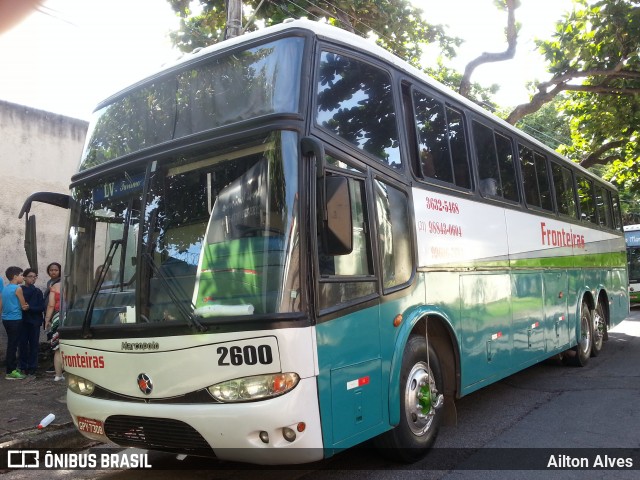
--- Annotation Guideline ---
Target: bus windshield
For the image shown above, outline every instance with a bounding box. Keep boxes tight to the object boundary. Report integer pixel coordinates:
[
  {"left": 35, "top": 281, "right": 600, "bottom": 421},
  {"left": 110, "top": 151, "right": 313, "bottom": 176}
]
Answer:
[
  {"left": 79, "top": 37, "right": 304, "bottom": 170},
  {"left": 625, "top": 226, "right": 640, "bottom": 283},
  {"left": 63, "top": 131, "right": 301, "bottom": 330},
  {"left": 628, "top": 247, "right": 640, "bottom": 283}
]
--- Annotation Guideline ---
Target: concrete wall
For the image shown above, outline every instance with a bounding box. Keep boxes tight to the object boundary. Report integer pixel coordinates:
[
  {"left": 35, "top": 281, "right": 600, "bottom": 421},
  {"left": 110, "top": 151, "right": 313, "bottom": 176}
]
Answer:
[{"left": 0, "top": 100, "right": 88, "bottom": 290}]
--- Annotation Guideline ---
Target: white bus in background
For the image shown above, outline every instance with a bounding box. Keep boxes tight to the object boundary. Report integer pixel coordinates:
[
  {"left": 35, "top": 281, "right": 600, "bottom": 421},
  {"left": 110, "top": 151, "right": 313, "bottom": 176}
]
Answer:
[{"left": 624, "top": 224, "right": 640, "bottom": 304}]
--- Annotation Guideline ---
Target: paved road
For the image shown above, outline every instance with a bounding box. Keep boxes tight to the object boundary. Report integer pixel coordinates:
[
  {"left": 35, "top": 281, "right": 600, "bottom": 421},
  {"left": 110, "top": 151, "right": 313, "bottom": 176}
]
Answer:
[{"left": 5, "top": 308, "right": 640, "bottom": 479}]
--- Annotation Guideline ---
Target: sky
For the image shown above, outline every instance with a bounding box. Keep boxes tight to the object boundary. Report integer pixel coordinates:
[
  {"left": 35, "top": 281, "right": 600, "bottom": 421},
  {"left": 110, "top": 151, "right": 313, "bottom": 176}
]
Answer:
[{"left": 0, "top": 0, "right": 574, "bottom": 121}]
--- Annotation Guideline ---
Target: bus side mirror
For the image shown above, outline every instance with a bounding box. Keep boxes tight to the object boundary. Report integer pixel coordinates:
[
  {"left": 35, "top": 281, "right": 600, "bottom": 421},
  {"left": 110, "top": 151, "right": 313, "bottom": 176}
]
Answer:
[
  {"left": 25, "top": 214, "right": 38, "bottom": 271},
  {"left": 324, "top": 176, "right": 353, "bottom": 255}
]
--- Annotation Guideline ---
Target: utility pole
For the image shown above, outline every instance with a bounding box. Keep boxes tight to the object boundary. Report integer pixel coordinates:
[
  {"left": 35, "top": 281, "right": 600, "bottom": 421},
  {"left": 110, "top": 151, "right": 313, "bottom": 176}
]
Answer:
[{"left": 225, "top": 0, "right": 242, "bottom": 39}]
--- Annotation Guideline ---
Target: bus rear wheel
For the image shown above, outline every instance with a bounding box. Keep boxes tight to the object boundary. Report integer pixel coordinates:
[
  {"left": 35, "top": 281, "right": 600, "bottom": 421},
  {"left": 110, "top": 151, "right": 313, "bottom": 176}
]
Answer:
[
  {"left": 375, "top": 334, "right": 444, "bottom": 463},
  {"left": 591, "top": 301, "right": 606, "bottom": 357},
  {"left": 564, "top": 300, "right": 593, "bottom": 367}
]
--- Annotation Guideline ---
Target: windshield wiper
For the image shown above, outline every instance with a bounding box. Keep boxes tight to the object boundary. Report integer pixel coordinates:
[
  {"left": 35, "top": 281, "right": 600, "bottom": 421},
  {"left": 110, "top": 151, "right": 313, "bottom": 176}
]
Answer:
[
  {"left": 142, "top": 253, "right": 208, "bottom": 332},
  {"left": 82, "top": 239, "right": 122, "bottom": 338}
]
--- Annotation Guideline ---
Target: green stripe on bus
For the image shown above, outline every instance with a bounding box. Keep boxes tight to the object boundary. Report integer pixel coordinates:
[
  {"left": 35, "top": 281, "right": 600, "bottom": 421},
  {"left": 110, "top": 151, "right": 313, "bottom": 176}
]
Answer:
[{"left": 420, "top": 252, "right": 626, "bottom": 270}]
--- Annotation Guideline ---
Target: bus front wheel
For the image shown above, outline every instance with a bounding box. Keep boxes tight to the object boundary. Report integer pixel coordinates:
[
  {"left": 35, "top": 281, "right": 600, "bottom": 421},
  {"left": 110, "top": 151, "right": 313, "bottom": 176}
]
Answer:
[{"left": 375, "top": 334, "right": 443, "bottom": 462}]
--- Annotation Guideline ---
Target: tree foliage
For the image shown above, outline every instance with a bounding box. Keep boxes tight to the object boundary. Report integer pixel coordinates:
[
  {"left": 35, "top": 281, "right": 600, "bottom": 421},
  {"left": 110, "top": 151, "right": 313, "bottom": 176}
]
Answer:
[
  {"left": 167, "top": 0, "right": 460, "bottom": 68},
  {"left": 506, "top": 0, "right": 639, "bottom": 171},
  {"left": 166, "top": 0, "right": 640, "bottom": 186},
  {"left": 510, "top": 95, "right": 572, "bottom": 151}
]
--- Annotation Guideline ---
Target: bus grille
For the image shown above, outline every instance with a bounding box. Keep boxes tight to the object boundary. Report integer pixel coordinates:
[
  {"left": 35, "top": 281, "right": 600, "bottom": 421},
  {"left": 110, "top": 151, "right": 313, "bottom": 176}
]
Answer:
[{"left": 104, "top": 415, "right": 214, "bottom": 457}]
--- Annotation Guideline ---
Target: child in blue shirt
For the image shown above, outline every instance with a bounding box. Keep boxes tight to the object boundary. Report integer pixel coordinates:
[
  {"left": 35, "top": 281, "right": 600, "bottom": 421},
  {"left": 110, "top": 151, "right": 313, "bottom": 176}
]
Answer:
[{"left": 1, "top": 266, "right": 29, "bottom": 379}]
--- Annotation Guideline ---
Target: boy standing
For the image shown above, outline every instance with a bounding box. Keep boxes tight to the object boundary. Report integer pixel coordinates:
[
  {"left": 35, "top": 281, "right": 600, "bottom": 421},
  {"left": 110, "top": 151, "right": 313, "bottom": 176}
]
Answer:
[
  {"left": 20, "top": 268, "right": 45, "bottom": 376},
  {"left": 0, "top": 267, "right": 29, "bottom": 379}
]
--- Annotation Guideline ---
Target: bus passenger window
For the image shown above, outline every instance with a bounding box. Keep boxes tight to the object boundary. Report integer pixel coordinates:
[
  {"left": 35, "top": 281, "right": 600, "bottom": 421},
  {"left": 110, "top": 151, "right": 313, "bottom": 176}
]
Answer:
[
  {"left": 577, "top": 175, "right": 597, "bottom": 224},
  {"left": 412, "top": 91, "right": 471, "bottom": 189},
  {"left": 519, "top": 145, "right": 539, "bottom": 207},
  {"left": 495, "top": 133, "right": 518, "bottom": 202},
  {"left": 413, "top": 91, "right": 452, "bottom": 183},
  {"left": 473, "top": 121, "right": 499, "bottom": 196},
  {"left": 550, "top": 162, "right": 577, "bottom": 218},
  {"left": 316, "top": 51, "right": 401, "bottom": 168},
  {"left": 611, "top": 192, "right": 623, "bottom": 230},
  {"left": 535, "top": 152, "right": 553, "bottom": 211},
  {"left": 447, "top": 107, "right": 471, "bottom": 189},
  {"left": 595, "top": 185, "right": 612, "bottom": 228},
  {"left": 519, "top": 146, "right": 551, "bottom": 210}
]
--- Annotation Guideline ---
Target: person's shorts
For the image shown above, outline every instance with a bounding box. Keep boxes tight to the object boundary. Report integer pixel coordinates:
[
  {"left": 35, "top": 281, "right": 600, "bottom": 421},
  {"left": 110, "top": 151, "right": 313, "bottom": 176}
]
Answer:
[
  {"left": 51, "top": 331, "right": 60, "bottom": 351},
  {"left": 49, "top": 313, "right": 60, "bottom": 350}
]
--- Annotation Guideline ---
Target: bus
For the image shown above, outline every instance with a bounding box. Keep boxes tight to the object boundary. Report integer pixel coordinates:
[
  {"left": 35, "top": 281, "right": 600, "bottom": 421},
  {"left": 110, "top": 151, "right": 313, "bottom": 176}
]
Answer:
[
  {"left": 20, "top": 19, "right": 628, "bottom": 465},
  {"left": 624, "top": 225, "right": 640, "bottom": 304}
]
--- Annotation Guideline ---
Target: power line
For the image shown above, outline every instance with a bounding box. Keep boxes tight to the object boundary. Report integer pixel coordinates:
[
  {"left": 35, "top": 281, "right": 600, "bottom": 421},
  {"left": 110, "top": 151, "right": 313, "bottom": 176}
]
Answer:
[
  {"left": 270, "top": 0, "right": 413, "bottom": 62},
  {"left": 35, "top": 5, "right": 77, "bottom": 27}
]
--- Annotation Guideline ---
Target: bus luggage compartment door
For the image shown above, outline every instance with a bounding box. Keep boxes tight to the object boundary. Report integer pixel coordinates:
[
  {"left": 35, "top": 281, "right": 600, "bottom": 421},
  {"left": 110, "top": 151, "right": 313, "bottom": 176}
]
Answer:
[{"left": 329, "top": 359, "right": 383, "bottom": 445}]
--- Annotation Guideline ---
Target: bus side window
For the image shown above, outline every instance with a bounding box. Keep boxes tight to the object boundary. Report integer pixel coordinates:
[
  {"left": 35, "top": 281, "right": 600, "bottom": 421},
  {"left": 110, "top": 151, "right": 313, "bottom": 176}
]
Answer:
[
  {"left": 494, "top": 133, "right": 518, "bottom": 202},
  {"left": 411, "top": 90, "right": 471, "bottom": 189},
  {"left": 447, "top": 107, "right": 471, "bottom": 189},
  {"left": 519, "top": 146, "right": 552, "bottom": 211},
  {"left": 550, "top": 161, "right": 577, "bottom": 218},
  {"left": 413, "top": 90, "right": 452, "bottom": 183},
  {"left": 316, "top": 51, "right": 401, "bottom": 169},
  {"left": 576, "top": 174, "right": 597, "bottom": 224},
  {"left": 519, "top": 144, "right": 539, "bottom": 207},
  {"left": 472, "top": 121, "right": 500, "bottom": 197},
  {"left": 595, "top": 185, "right": 613, "bottom": 228},
  {"left": 534, "top": 152, "right": 553, "bottom": 211},
  {"left": 611, "top": 192, "right": 623, "bottom": 230}
]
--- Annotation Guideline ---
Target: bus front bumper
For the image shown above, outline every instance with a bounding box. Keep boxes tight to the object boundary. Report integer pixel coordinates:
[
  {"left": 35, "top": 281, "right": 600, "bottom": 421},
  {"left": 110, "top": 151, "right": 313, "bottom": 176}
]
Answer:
[{"left": 67, "top": 376, "right": 324, "bottom": 465}]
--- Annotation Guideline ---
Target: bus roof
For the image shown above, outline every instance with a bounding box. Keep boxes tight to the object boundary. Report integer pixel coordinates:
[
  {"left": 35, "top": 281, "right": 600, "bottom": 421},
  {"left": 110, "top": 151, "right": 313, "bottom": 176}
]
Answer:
[
  {"left": 95, "top": 18, "right": 613, "bottom": 190},
  {"left": 624, "top": 225, "right": 640, "bottom": 232}
]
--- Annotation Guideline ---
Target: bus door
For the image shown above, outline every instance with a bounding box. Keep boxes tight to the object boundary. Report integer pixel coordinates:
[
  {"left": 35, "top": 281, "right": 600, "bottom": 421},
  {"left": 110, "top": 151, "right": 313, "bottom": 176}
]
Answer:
[{"left": 313, "top": 159, "right": 385, "bottom": 450}]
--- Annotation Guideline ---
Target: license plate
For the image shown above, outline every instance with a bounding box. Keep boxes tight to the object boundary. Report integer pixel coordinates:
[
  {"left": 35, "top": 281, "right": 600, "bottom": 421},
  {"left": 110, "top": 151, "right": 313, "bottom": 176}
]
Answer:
[{"left": 77, "top": 416, "right": 105, "bottom": 435}]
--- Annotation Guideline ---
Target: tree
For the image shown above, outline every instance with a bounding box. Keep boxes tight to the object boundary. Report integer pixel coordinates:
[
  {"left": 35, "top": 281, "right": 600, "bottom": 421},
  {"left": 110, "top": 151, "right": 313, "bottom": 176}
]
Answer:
[
  {"left": 167, "top": 0, "right": 460, "bottom": 68},
  {"left": 510, "top": 95, "right": 572, "bottom": 151},
  {"left": 504, "top": 0, "right": 639, "bottom": 170},
  {"left": 458, "top": 0, "right": 520, "bottom": 98}
]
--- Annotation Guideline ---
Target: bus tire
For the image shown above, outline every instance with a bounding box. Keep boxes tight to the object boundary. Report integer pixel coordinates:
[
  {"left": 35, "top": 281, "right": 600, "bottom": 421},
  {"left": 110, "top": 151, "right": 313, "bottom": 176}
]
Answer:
[
  {"left": 375, "top": 334, "right": 443, "bottom": 463},
  {"left": 591, "top": 301, "right": 606, "bottom": 356},
  {"left": 565, "top": 300, "right": 593, "bottom": 367}
]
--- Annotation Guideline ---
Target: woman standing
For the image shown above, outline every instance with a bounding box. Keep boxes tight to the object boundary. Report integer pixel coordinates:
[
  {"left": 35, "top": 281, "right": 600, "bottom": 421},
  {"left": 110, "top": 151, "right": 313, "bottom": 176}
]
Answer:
[{"left": 44, "top": 262, "right": 63, "bottom": 381}]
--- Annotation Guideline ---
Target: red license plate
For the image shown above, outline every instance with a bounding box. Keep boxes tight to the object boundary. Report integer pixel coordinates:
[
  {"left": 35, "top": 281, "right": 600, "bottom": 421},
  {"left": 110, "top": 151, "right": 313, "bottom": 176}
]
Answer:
[{"left": 77, "top": 416, "right": 105, "bottom": 435}]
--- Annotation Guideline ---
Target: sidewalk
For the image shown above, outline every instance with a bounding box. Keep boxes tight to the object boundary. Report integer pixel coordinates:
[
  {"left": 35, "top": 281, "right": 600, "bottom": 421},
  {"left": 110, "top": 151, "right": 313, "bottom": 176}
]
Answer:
[{"left": 0, "top": 328, "right": 95, "bottom": 451}]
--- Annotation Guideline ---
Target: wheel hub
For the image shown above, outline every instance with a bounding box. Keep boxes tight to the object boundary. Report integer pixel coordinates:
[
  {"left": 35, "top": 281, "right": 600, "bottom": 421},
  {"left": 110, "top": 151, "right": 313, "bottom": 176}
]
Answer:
[
  {"left": 593, "top": 311, "right": 604, "bottom": 342},
  {"left": 405, "top": 362, "right": 440, "bottom": 436}
]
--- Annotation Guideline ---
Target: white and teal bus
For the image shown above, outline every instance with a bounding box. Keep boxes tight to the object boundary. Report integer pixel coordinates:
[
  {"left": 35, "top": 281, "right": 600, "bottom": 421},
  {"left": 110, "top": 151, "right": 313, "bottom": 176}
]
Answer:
[
  {"left": 20, "top": 19, "right": 628, "bottom": 464},
  {"left": 624, "top": 225, "right": 640, "bottom": 304}
]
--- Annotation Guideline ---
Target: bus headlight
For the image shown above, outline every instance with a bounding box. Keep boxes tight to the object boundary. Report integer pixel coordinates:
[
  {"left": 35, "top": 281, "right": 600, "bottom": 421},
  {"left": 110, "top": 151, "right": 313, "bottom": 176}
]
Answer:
[
  {"left": 208, "top": 373, "right": 299, "bottom": 402},
  {"left": 67, "top": 373, "right": 96, "bottom": 396}
]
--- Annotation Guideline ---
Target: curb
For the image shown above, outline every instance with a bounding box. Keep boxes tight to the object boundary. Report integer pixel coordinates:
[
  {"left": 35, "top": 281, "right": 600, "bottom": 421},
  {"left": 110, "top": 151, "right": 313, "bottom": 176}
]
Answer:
[{"left": 0, "top": 422, "right": 97, "bottom": 451}]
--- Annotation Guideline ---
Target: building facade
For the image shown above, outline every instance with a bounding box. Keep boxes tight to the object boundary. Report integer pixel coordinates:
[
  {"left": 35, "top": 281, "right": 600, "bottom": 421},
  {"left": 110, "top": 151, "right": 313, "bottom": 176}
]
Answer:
[{"left": 0, "top": 100, "right": 87, "bottom": 289}]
